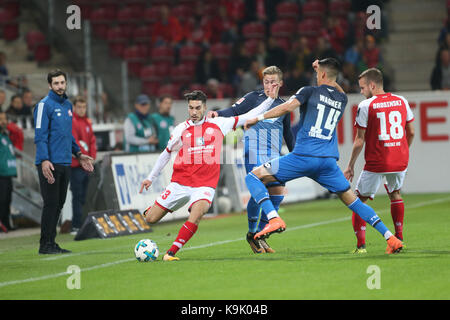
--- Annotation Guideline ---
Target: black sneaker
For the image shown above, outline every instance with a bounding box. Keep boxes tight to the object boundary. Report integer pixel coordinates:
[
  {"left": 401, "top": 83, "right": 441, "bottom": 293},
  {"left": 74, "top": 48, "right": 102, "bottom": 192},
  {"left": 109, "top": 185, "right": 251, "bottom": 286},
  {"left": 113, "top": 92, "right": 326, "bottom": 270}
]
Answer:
[
  {"left": 53, "top": 243, "right": 72, "bottom": 254},
  {"left": 246, "top": 232, "right": 265, "bottom": 253},
  {"left": 39, "top": 243, "right": 61, "bottom": 254}
]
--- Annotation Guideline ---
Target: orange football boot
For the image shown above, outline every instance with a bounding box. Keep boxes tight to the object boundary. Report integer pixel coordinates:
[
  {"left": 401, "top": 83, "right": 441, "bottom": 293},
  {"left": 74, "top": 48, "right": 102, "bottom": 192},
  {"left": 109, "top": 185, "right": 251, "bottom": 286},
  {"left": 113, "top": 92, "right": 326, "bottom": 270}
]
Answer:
[
  {"left": 386, "top": 235, "right": 403, "bottom": 254},
  {"left": 254, "top": 217, "right": 286, "bottom": 240}
]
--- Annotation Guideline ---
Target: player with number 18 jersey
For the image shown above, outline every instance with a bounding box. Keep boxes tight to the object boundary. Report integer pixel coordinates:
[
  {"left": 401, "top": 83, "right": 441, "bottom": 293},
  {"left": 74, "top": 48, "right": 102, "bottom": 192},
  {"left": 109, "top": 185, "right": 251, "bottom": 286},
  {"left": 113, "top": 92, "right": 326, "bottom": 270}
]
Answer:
[{"left": 356, "top": 93, "right": 414, "bottom": 173}]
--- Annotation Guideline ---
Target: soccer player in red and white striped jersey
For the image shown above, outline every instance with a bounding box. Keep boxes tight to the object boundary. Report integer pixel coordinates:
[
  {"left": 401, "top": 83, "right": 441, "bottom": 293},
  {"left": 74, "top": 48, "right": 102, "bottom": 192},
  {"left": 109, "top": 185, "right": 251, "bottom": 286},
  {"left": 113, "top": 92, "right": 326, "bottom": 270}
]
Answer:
[
  {"left": 344, "top": 68, "right": 415, "bottom": 253},
  {"left": 139, "top": 88, "right": 278, "bottom": 261}
]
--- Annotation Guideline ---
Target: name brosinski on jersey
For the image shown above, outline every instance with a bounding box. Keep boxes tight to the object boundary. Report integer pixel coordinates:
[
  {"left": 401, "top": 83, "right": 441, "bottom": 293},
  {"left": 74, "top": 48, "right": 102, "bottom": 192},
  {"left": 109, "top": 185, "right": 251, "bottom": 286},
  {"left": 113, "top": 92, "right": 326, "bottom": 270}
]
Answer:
[
  {"left": 372, "top": 100, "right": 403, "bottom": 109},
  {"left": 319, "top": 94, "right": 343, "bottom": 110}
]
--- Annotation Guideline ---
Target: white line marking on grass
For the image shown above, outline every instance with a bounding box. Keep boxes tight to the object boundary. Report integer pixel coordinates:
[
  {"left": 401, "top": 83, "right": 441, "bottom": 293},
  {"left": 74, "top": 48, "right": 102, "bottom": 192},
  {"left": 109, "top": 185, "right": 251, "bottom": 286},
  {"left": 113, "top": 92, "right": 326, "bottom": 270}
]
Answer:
[
  {"left": 0, "top": 258, "right": 133, "bottom": 288},
  {"left": 1, "top": 196, "right": 449, "bottom": 289}
]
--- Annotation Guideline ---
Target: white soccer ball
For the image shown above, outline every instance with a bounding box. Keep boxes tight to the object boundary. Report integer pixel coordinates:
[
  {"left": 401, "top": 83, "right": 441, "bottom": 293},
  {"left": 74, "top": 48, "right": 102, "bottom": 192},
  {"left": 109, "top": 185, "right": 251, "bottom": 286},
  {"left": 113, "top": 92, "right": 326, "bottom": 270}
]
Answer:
[
  {"left": 134, "top": 239, "right": 159, "bottom": 262},
  {"left": 217, "top": 196, "right": 232, "bottom": 213}
]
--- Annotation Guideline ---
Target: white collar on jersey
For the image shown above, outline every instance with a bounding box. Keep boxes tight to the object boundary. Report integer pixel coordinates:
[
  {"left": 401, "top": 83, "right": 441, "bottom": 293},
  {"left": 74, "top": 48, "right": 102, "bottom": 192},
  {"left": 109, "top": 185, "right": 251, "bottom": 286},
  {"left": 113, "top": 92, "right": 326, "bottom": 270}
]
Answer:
[{"left": 187, "top": 116, "right": 206, "bottom": 126}]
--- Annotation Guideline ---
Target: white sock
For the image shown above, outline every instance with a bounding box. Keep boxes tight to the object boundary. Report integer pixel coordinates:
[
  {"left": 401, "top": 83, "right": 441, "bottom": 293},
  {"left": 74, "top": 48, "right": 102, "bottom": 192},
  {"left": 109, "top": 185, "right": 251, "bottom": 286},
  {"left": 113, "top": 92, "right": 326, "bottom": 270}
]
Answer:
[
  {"left": 383, "top": 230, "right": 393, "bottom": 240},
  {"left": 266, "top": 210, "right": 279, "bottom": 220}
]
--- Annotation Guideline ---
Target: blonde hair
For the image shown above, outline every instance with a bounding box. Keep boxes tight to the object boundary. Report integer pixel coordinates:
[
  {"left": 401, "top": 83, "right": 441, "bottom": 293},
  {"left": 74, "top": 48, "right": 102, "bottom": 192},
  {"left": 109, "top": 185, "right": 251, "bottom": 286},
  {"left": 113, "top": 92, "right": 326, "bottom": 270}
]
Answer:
[{"left": 262, "top": 66, "right": 283, "bottom": 80}]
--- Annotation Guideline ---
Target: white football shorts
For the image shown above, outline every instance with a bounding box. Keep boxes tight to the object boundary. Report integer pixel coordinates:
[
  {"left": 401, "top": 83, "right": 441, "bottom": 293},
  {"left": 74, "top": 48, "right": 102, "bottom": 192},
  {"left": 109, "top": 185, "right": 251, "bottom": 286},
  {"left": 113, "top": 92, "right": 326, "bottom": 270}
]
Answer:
[
  {"left": 154, "top": 182, "right": 215, "bottom": 212},
  {"left": 355, "top": 169, "right": 407, "bottom": 199}
]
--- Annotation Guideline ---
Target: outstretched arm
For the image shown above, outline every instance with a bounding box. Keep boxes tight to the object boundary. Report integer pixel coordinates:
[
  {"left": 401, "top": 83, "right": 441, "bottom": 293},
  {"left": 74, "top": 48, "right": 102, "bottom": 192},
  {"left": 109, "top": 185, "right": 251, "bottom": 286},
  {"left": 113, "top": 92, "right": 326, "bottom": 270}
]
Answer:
[
  {"left": 244, "top": 98, "right": 300, "bottom": 130},
  {"left": 139, "top": 149, "right": 171, "bottom": 193}
]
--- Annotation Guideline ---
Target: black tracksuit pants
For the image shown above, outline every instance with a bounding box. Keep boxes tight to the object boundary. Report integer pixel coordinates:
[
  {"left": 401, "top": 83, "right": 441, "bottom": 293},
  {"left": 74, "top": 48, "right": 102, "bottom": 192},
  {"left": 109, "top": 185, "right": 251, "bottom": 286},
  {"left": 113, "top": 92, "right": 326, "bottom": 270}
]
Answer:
[{"left": 37, "top": 164, "right": 70, "bottom": 247}]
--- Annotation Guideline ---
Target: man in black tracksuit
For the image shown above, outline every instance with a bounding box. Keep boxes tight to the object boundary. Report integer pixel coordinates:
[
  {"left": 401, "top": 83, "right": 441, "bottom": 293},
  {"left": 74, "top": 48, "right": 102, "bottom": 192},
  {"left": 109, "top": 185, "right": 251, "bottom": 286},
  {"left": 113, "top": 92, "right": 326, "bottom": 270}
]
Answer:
[{"left": 34, "top": 70, "right": 94, "bottom": 254}]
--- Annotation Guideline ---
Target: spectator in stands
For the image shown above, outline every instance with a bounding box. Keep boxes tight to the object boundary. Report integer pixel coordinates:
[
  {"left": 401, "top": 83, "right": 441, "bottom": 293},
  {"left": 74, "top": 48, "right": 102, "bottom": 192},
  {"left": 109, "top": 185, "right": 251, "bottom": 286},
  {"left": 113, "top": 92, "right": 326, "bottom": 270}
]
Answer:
[
  {"left": 152, "top": 5, "right": 183, "bottom": 47},
  {"left": 284, "top": 67, "right": 311, "bottom": 95},
  {"left": 70, "top": 96, "right": 97, "bottom": 235},
  {"left": 124, "top": 94, "right": 158, "bottom": 153},
  {"left": 431, "top": 49, "right": 450, "bottom": 90},
  {"left": 344, "top": 38, "right": 364, "bottom": 66},
  {"left": 306, "top": 37, "right": 338, "bottom": 74},
  {"left": 21, "top": 89, "right": 35, "bottom": 112},
  {"left": 239, "top": 60, "right": 262, "bottom": 96},
  {"left": 206, "top": 78, "right": 225, "bottom": 99},
  {"left": 265, "top": 37, "right": 287, "bottom": 70},
  {"left": 0, "top": 52, "right": 8, "bottom": 79},
  {"left": 188, "top": 16, "right": 213, "bottom": 47},
  {"left": 150, "top": 95, "right": 175, "bottom": 152},
  {"left": 362, "top": 34, "right": 382, "bottom": 69},
  {"left": 338, "top": 62, "right": 359, "bottom": 93},
  {"left": 323, "top": 16, "right": 346, "bottom": 55},
  {"left": 196, "top": 49, "right": 221, "bottom": 84},
  {"left": 287, "top": 36, "right": 311, "bottom": 73},
  {"left": 0, "top": 89, "right": 5, "bottom": 111},
  {"left": 255, "top": 41, "right": 267, "bottom": 68},
  {"left": 6, "top": 94, "right": 32, "bottom": 128},
  {"left": 7, "top": 118, "right": 24, "bottom": 151},
  {"left": 0, "top": 111, "right": 17, "bottom": 232}
]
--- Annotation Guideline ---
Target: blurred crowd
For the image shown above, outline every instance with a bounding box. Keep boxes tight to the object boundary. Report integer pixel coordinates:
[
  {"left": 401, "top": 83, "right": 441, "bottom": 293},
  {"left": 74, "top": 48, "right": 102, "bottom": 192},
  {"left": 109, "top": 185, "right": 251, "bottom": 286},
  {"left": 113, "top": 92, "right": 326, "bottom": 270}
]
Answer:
[{"left": 431, "top": 9, "right": 450, "bottom": 90}]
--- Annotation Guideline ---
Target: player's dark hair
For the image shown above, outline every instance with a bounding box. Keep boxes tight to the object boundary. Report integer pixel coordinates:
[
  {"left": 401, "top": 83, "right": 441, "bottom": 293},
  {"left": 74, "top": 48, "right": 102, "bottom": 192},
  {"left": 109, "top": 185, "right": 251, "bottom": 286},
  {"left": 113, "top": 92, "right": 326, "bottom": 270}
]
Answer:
[
  {"left": 73, "top": 95, "right": 86, "bottom": 105},
  {"left": 159, "top": 94, "right": 173, "bottom": 103},
  {"left": 359, "top": 68, "right": 383, "bottom": 86},
  {"left": 318, "top": 58, "right": 340, "bottom": 79},
  {"left": 184, "top": 90, "right": 207, "bottom": 104},
  {"left": 47, "top": 69, "right": 67, "bottom": 84}
]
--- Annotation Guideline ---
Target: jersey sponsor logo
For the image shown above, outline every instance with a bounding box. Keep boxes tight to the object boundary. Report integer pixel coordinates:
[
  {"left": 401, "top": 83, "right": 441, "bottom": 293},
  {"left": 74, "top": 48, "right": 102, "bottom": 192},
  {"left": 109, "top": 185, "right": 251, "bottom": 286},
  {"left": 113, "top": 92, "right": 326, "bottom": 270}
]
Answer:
[{"left": 235, "top": 97, "right": 245, "bottom": 105}]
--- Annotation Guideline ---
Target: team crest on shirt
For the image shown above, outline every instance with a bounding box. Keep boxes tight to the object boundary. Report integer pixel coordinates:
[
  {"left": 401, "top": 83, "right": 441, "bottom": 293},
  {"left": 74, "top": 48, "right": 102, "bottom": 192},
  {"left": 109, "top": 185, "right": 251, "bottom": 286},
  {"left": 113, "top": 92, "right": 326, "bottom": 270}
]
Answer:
[
  {"left": 205, "top": 127, "right": 214, "bottom": 135},
  {"left": 196, "top": 137, "right": 205, "bottom": 146}
]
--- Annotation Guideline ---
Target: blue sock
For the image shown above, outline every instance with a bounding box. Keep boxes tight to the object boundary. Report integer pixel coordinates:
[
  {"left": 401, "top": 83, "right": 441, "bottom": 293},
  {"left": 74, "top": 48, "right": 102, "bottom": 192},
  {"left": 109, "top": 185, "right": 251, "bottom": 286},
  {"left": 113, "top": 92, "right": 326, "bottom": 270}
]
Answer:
[
  {"left": 348, "top": 198, "right": 392, "bottom": 239},
  {"left": 247, "top": 197, "right": 261, "bottom": 233},
  {"left": 245, "top": 173, "right": 277, "bottom": 218},
  {"left": 257, "top": 195, "right": 284, "bottom": 232}
]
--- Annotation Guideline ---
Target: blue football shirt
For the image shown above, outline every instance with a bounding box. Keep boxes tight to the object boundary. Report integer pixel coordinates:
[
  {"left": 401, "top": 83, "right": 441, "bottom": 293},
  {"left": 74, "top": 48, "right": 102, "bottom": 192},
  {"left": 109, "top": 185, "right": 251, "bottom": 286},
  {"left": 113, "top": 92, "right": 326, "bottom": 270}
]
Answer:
[{"left": 291, "top": 85, "right": 348, "bottom": 160}]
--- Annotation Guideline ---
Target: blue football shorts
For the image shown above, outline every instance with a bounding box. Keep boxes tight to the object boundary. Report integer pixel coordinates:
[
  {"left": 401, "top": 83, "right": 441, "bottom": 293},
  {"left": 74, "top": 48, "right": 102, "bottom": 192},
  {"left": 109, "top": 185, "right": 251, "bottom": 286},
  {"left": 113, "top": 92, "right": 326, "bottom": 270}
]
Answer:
[{"left": 264, "top": 152, "right": 350, "bottom": 193}]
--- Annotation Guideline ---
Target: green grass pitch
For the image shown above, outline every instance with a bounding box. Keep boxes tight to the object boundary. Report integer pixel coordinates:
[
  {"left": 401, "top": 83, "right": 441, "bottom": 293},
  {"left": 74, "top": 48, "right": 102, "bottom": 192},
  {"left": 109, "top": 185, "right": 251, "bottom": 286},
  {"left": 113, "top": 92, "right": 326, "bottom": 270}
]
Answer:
[{"left": 0, "top": 193, "right": 449, "bottom": 300}]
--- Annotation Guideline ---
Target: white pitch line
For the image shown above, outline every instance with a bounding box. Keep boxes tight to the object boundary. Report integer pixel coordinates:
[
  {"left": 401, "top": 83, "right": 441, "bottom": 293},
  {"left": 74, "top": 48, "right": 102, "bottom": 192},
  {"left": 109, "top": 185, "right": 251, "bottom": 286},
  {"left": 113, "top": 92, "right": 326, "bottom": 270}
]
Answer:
[{"left": 1, "top": 196, "right": 449, "bottom": 289}]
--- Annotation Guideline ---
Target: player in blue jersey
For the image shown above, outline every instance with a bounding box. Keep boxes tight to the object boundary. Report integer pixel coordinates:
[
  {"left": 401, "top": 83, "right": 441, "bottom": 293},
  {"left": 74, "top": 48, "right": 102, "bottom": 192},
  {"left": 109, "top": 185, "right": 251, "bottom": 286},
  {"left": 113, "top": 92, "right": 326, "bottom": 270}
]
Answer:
[
  {"left": 208, "top": 66, "right": 294, "bottom": 254},
  {"left": 244, "top": 58, "right": 404, "bottom": 254}
]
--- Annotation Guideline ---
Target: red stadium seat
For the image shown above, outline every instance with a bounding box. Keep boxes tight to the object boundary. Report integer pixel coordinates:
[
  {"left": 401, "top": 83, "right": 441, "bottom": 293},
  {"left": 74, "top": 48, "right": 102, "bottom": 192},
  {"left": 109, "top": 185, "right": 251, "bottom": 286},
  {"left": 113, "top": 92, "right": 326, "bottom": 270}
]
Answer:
[
  {"left": 302, "top": 0, "right": 327, "bottom": 18},
  {"left": 329, "top": 0, "right": 351, "bottom": 18},
  {"left": 210, "top": 42, "right": 232, "bottom": 60},
  {"left": 275, "top": 38, "right": 291, "bottom": 52},
  {"left": 297, "top": 18, "right": 322, "bottom": 37},
  {"left": 140, "top": 64, "right": 169, "bottom": 82},
  {"left": 171, "top": 5, "right": 192, "bottom": 19},
  {"left": 25, "top": 30, "right": 46, "bottom": 51},
  {"left": 243, "top": 39, "right": 260, "bottom": 55},
  {"left": 270, "top": 20, "right": 296, "bottom": 38},
  {"left": 142, "top": 82, "right": 160, "bottom": 96},
  {"left": 0, "top": 7, "right": 18, "bottom": 40},
  {"left": 170, "top": 63, "right": 195, "bottom": 85},
  {"left": 218, "top": 83, "right": 234, "bottom": 98},
  {"left": 143, "top": 7, "right": 160, "bottom": 23},
  {"left": 0, "top": 0, "right": 19, "bottom": 17},
  {"left": 276, "top": 2, "right": 300, "bottom": 20},
  {"left": 242, "top": 21, "right": 266, "bottom": 40},
  {"left": 179, "top": 45, "right": 202, "bottom": 62},
  {"left": 149, "top": 45, "right": 174, "bottom": 63},
  {"left": 133, "top": 25, "right": 153, "bottom": 44},
  {"left": 189, "top": 83, "right": 208, "bottom": 93},
  {"left": 89, "top": 7, "right": 117, "bottom": 38},
  {"left": 158, "top": 84, "right": 180, "bottom": 99},
  {"left": 106, "top": 26, "right": 128, "bottom": 57},
  {"left": 34, "top": 43, "right": 51, "bottom": 62},
  {"left": 123, "top": 45, "right": 147, "bottom": 76}
]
